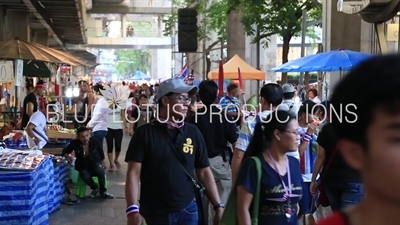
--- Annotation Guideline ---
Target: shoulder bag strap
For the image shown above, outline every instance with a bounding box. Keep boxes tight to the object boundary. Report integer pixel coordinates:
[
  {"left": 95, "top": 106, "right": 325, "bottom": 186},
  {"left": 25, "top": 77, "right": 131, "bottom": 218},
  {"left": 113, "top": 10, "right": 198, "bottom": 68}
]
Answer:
[
  {"left": 322, "top": 145, "right": 340, "bottom": 176},
  {"left": 168, "top": 131, "right": 202, "bottom": 189},
  {"left": 250, "top": 156, "right": 262, "bottom": 225}
]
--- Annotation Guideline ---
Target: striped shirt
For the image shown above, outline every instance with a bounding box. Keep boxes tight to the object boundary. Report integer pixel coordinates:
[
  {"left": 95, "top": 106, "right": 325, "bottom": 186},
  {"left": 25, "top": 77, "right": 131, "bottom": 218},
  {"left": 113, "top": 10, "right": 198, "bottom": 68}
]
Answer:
[
  {"left": 236, "top": 110, "right": 272, "bottom": 152},
  {"left": 219, "top": 96, "right": 240, "bottom": 113},
  {"left": 299, "top": 127, "right": 318, "bottom": 182}
]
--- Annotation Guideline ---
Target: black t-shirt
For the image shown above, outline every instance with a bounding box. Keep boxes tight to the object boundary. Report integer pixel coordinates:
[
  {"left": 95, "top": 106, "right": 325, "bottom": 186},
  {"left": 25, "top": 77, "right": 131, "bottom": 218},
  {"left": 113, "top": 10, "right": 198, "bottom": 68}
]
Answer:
[
  {"left": 131, "top": 107, "right": 154, "bottom": 131},
  {"left": 21, "top": 92, "right": 38, "bottom": 129},
  {"left": 189, "top": 105, "right": 238, "bottom": 158},
  {"left": 317, "top": 123, "right": 361, "bottom": 183},
  {"left": 125, "top": 121, "right": 210, "bottom": 216}
]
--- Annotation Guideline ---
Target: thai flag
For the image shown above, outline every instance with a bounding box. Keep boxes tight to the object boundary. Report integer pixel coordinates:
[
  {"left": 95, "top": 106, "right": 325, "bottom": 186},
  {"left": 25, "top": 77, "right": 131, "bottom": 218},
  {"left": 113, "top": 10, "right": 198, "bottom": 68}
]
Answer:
[{"left": 177, "top": 64, "right": 188, "bottom": 79}]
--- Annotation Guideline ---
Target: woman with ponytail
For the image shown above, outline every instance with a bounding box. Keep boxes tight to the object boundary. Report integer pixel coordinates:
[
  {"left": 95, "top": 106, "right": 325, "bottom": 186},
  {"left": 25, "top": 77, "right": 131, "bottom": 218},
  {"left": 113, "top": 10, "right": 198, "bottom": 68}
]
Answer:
[{"left": 236, "top": 110, "right": 303, "bottom": 225}]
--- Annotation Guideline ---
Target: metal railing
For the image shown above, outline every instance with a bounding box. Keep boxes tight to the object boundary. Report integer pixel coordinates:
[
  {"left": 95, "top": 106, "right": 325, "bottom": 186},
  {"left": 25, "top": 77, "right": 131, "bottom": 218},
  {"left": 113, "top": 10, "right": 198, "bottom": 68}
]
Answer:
[
  {"left": 86, "top": 27, "right": 164, "bottom": 38},
  {"left": 128, "top": 0, "right": 172, "bottom": 7}
]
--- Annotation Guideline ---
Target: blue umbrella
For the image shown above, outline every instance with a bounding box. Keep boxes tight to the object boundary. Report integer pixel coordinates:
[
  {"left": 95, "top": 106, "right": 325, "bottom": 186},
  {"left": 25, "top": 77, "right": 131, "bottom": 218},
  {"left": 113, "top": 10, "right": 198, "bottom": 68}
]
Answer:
[
  {"left": 271, "top": 49, "right": 374, "bottom": 73},
  {"left": 131, "top": 71, "right": 150, "bottom": 80}
]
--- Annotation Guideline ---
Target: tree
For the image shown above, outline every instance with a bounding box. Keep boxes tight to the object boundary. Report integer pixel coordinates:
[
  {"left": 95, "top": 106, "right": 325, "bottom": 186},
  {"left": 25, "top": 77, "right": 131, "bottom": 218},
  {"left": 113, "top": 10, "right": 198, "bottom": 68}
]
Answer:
[
  {"left": 235, "top": 0, "right": 322, "bottom": 83},
  {"left": 162, "top": 0, "right": 229, "bottom": 72},
  {"left": 114, "top": 50, "right": 152, "bottom": 77}
]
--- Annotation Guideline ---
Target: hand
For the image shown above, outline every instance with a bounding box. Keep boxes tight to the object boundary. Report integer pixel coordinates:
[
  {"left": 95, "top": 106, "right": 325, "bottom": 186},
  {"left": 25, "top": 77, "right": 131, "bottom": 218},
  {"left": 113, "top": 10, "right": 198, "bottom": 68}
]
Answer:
[
  {"left": 33, "top": 137, "right": 40, "bottom": 146},
  {"left": 306, "top": 123, "right": 317, "bottom": 135},
  {"left": 310, "top": 181, "right": 319, "bottom": 196},
  {"left": 65, "top": 155, "right": 73, "bottom": 163},
  {"left": 101, "top": 161, "right": 106, "bottom": 168},
  {"left": 124, "top": 128, "right": 129, "bottom": 135},
  {"left": 128, "top": 129, "right": 134, "bottom": 136},
  {"left": 213, "top": 208, "right": 224, "bottom": 225},
  {"left": 127, "top": 213, "right": 146, "bottom": 225}
]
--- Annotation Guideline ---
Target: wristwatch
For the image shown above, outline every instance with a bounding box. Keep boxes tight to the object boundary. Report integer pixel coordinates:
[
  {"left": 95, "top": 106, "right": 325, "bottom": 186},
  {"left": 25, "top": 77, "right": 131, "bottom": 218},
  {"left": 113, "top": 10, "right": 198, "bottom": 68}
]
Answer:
[{"left": 213, "top": 203, "right": 225, "bottom": 210}]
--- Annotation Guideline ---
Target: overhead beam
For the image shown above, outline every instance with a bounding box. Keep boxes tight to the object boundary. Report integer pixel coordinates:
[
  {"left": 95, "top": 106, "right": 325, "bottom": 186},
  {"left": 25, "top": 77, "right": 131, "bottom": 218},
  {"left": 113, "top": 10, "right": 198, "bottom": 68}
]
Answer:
[
  {"left": 75, "top": 0, "right": 87, "bottom": 44},
  {"left": 87, "top": 5, "right": 172, "bottom": 14},
  {"left": 22, "top": 0, "right": 64, "bottom": 48}
]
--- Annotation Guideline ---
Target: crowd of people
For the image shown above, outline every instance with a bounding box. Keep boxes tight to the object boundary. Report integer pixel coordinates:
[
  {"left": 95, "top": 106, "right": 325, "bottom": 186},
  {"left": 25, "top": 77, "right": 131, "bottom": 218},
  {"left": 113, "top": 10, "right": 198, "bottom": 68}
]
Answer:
[{"left": 14, "top": 54, "right": 400, "bottom": 225}]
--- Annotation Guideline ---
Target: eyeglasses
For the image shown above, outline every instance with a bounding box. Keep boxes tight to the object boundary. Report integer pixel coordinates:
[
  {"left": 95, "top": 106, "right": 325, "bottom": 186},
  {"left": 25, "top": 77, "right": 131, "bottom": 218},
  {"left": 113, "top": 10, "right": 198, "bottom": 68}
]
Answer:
[
  {"left": 283, "top": 130, "right": 301, "bottom": 136},
  {"left": 168, "top": 96, "right": 192, "bottom": 104}
]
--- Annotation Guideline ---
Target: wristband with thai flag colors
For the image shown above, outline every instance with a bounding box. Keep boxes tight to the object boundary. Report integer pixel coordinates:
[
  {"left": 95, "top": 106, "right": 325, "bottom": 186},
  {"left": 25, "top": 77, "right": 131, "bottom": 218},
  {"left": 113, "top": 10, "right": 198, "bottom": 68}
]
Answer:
[
  {"left": 302, "top": 133, "right": 312, "bottom": 142},
  {"left": 126, "top": 205, "right": 139, "bottom": 217}
]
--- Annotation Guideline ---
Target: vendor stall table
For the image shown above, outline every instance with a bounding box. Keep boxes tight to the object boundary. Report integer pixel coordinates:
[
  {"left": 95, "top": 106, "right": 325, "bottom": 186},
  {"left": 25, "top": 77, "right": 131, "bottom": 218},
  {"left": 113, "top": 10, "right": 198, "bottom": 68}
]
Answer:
[{"left": 0, "top": 157, "right": 68, "bottom": 225}]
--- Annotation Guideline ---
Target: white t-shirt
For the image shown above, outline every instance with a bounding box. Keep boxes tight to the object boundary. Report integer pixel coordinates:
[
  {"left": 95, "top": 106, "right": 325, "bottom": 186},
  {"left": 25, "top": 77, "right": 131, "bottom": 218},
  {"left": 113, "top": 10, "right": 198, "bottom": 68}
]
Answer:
[
  {"left": 25, "top": 111, "right": 48, "bottom": 149},
  {"left": 107, "top": 108, "right": 124, "bottom": 130},
  {"left": 87, "top": 97, "right": 110, "bottom": 132}
]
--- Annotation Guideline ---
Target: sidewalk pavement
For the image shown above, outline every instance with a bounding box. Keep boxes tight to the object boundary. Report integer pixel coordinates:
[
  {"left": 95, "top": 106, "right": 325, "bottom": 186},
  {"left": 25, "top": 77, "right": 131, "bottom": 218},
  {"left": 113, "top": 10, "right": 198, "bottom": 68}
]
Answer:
[{"left": 49, "top": 136, "right": 131, "bottom": 225}]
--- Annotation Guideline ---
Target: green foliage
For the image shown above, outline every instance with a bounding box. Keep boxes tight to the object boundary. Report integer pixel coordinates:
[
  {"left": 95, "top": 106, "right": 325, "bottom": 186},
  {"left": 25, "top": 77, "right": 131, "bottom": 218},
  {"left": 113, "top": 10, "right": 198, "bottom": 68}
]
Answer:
[
  {"left": 161, "top": 0, "right": 228, "bottom": 50},
  {"left": 237, "top": 0, "right": 322, "bottom": 46},
  {"left": 114, "top": 50, "right": 152, "bottom": 77}
]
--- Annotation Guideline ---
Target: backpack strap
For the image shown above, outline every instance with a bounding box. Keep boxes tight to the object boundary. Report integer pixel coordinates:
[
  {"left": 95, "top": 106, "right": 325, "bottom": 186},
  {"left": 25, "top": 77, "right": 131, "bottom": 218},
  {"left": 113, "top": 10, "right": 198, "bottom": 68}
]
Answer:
[{"left": 250, "top": 156, "right": 262, "bottom": 225}]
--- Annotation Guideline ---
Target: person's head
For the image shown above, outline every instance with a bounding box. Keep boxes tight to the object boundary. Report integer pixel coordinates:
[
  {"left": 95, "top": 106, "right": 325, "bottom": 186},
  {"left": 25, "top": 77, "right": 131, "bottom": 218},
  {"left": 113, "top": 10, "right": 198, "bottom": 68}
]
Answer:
[
  {"left": 298, "top": 100, "right": 317, "bottom": 124},
  {"left": 77, "top": 127, "right": 91, "bottom": 144},
  {"left": 145, "top": 88, "right": 151, "bottom": 96},
  {"left": 245, "top": 110, "right": 300, "bottom": 160},
  {"left": 154, "top": 83, "right": 159, "bottom": 91},
  {"left": 226, "top": 83, "right": 239, "bottom": 97},
  {"left": 282, "top": 83, "right": 295, "bottom": 100},
  {"left": 93, "top": 83, "right": 105, "bottom": 96},
  {"left": 260, "top": 83, "right": 283, "bottom": 110},
  {"left": 308, "top": 89, "right": 318, "bottom": 99},
  {"left": 198, "top": 80, "right": 218, "bottom": 106},
  {"left": 315, "top": 100, "right": 331, "bottom": 121},
  {"left": 155, "top": 78, "right": 198, "bottom": 122},
  {"left": 80, "top": 81, "right": 90, "bottom": 92},
  {"left": 330, "top": 54, "right": 400, "bottom": 203},
  {"left": 139, "top": 94, "right": 149, "bottom": 106},
  {"left": 34, "top": 80, "right": 46, "bottom": 96}
]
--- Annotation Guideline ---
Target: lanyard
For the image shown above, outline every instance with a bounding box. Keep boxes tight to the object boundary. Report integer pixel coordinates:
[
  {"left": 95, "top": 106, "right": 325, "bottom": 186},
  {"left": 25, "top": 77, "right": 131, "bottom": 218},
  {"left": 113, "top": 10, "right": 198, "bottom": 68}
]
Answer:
[
  {"left": 158, "top": 118, "right": 184, "bottom": 129},
  {"left": 266, "top": 151, "right": 300, "bottom": 202}
]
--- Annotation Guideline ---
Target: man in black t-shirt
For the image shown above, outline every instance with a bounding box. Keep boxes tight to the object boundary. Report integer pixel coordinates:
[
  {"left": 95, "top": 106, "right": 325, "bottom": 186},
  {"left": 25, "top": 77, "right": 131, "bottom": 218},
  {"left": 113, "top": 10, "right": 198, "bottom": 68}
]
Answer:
[
  {"left": 21, "top": 80, "right": 46, "bottom": 129},
  {"left": 125, "top": 78, "right": 224, "bottom": 225}
]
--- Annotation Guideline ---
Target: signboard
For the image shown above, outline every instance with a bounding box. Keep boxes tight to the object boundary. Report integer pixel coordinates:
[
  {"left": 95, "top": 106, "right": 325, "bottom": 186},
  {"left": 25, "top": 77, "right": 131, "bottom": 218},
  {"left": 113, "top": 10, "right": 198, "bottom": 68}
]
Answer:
[
  {"left": 14, "top": 59, "right": 24, "bottom": 87},
  {"left": 0, "top": 61, "right": 14, "bottom": 83},
  {"left": 387, "top": 24, "right": 399, "bottom": 42}
]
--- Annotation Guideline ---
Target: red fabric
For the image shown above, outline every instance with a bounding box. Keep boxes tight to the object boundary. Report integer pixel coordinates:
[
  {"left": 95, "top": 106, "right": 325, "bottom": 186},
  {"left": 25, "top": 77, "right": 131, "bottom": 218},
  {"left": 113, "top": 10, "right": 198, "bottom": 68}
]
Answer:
[
  {"left": 300, "top": 153, "right": 305, "bottom": 174},
  {"left": 39, "top": 97, "right": 47, "bottom": 111},
  {"left": 316, "top": 212, "right": 347, "bottom": 225}
]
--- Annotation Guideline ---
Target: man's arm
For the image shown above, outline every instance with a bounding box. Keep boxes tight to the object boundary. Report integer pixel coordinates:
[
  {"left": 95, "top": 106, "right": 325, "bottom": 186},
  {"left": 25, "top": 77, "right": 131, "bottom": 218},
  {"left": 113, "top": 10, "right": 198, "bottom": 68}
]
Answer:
[
  {"left": 231, "top": 123, "right": 251, "bottom": 183},
  {"left": 125, "top": 162, "right": 142, "bottom": 206},
  {"left": 62, "top": 141, "right": 75, "bottom": 156},
  {"left": 25, "top": 102, "right": 35, "bottom": 117},
  {"left": 25, "top": 123, "right": 36, "bottom": 139},
  {"left": 195, "top": 167, "right": 221, "bottom": 206}
]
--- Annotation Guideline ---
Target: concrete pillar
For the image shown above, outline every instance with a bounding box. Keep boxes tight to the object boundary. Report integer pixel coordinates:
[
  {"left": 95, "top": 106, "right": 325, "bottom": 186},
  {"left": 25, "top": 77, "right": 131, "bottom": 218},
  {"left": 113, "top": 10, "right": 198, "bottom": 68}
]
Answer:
[
  {"left": 5, "top": 10, "right": 30, "bottom": 41},
  {"left": 151, "top": 50, "right": 158, "bottom": 78},
  {"left": 121, "top": 14, "right": 127, "bottom": 38},
  {"left": 323, "top": 0, "right": 374, "bottom": 98},
  {"left": 0, "top": 7, "right": 6, "bottom": 41},
  {"left": 32, "top": 31, "right": 49, "bottom": 46}
]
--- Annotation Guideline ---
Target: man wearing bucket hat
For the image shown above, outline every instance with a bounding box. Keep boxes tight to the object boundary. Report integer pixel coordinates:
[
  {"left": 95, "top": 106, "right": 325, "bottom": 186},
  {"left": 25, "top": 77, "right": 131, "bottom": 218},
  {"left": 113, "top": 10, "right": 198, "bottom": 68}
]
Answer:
[{"left": 125, "top": 78, "right": 224, "bottom": 225}]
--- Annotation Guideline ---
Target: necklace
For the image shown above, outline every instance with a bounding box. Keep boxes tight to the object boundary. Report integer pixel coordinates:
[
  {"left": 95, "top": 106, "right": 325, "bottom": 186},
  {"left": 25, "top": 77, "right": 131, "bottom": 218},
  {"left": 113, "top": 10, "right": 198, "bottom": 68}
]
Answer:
[
  {"left": 158, "top": 118, "right": 184, "bottom": 129},
  {"left": 266, "top": 151, "right": 300, "bottom": 222}
]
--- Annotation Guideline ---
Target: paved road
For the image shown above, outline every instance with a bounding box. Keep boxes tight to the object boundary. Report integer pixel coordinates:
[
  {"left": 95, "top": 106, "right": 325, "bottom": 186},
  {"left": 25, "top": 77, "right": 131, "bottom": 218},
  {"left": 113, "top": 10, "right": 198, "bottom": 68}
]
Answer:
[{"left": 49, "top": 135, "right": 131, "bottom": 225}]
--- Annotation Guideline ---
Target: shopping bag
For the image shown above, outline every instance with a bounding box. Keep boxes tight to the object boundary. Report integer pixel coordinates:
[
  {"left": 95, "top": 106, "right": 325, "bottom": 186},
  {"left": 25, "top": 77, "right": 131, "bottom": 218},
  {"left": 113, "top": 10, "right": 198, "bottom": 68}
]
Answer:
[{"left": 219, "top": 156, "right": 262, "bottom": 225}]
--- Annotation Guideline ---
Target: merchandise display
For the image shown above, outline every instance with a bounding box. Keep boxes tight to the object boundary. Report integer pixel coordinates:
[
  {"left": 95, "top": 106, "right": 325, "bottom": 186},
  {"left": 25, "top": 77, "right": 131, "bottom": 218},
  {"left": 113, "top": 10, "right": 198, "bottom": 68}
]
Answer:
[{"left": 0, "top": 153, "right": 47, "bottom": 171}]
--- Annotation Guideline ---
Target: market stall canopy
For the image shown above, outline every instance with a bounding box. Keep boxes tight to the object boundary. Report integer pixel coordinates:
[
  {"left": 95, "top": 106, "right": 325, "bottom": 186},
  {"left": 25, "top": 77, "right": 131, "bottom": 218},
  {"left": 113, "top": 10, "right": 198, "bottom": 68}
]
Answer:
[
  {"left": 131, "top": 71, "right": 150, "bottom": 80},
  {"left": 23, "top": 60, "right": 55, "bottom": 78},
  {"left": 31, "top": 43, "right": 98, "bottom": 68},
  {"left": 208, "top": 54, "right": 265, "bottom": 80},
  {"left": 271, "top": 49, "right": 374, "bottom": 72},
  {"left": 0, "top": 38, "right": 79, "bottom": 66}
]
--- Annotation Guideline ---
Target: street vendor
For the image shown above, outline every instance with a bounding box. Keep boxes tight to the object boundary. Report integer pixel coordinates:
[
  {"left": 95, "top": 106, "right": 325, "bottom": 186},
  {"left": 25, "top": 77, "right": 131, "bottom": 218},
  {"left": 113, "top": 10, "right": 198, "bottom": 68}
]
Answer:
[
  {"left": 21, "top": 80, "right": 46, "bottom": 129},
  {"left": 24, "top": 101, "right": 60, "bottom": 149},
  {"left": 62, "top": 127, "right": 114, "bottom": 199}
]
